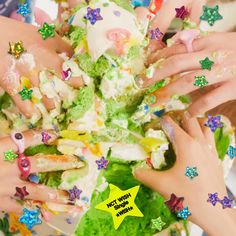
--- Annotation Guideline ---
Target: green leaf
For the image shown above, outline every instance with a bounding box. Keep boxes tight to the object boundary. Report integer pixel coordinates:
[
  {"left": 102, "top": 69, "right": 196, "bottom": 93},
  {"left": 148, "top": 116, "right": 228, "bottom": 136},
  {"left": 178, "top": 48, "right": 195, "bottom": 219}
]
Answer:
[
  {"left": 38, "top": 171, "right": 63, "bottom": 188},
  {"left": 0, "top": 93, "right": 12, "bottom": 110},
  {"left": 24, "top": 145, "right": 60, "bottom": 156}
]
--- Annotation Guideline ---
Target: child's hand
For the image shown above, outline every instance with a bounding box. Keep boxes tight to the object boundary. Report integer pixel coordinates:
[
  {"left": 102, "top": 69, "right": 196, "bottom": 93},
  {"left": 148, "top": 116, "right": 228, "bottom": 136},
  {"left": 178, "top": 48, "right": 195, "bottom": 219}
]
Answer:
[
  {"left": 0, "top": 16, "right": 84, "bottom": 118},
  {"left": 145, "top": 32, "right": 236, "bottom": 116},
  {"left": 148, "top": 0, "right": 206, "bottom": 52},
  {"left": 0, "top": 130, "right": 81, "bottom": 214},
  {"left": 135, "top": 115, "right": 236, "bottom": 236}
]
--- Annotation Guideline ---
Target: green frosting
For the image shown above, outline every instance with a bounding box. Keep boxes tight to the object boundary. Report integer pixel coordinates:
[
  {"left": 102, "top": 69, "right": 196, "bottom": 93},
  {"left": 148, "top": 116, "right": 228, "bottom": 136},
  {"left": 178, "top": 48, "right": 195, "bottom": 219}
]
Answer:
[
  {"left": 70, "top": 26, "right": 87, "bottom": 48},
  {"left": 75, "top": 160, "right": 177, "bottom": 236},
  {"left": 67, "top": 85, "right": 94, "bottom": 121}
]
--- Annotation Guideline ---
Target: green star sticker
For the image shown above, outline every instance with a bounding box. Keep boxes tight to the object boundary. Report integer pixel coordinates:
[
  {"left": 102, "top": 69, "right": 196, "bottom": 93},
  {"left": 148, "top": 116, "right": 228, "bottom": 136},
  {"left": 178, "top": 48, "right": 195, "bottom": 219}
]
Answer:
[
  {"left": 200, "top": 5, "right": 223, "bottom": 26},
  {"left": 194, "top": 75, "right": 209, "bottom": 88},
  {"left": 4, "top": 150, "right": 18, "bottom": 162},
  {"left": 151, "top": 217, "right": 166, "bottom": 231},
  {"left": 19, "top": 87, "right": 33, "bottom": 100},
  {"left": 38, "top": 22, "right": 55, "bottom": 40},
  {"left": 200, "top": 57, "right": 214, "bottom": 71}
]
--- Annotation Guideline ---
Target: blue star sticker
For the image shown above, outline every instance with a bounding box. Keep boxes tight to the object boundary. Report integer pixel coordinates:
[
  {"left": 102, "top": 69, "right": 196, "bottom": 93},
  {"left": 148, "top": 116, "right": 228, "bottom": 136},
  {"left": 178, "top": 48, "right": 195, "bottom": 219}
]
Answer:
[
  {"left": 84, "top": 7, "right": 103, "bottom": 25},
  {"left": 17, "top": 1, "right": 31, "bottom": 17},
  {"left": 185, "top": 166, "right": 198, "bottom": 180},
  {"left": 177, "top": 207, "right": 191, "bottom": 220},
  {"left": 19, "top": 208, "right": 42, "bottom": 230},
  {"left": 227, "top": 145, "right": 236, "bottom": 159},
  {"left": 207, "top": 192, "right": 219, "bottom": 206}
]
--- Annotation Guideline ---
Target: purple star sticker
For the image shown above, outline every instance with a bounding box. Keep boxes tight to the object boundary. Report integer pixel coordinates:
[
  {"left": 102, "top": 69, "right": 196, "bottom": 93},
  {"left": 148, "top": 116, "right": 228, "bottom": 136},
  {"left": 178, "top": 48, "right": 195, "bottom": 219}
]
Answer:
[
  {"left": 204, "top": 115, "right": 223, "bottom": 132},
  {"left": 175, "top": 6, "right": 189, "bottom": 20},
  {"left": 14, "top": 186, "right": 29, "bottom": 200},
  {"left": 220, "top": 196, "right": 233, "bottom": 209},
  {"left": 207, "top": 192, "right": 219, "bottom": 206},
  {"left": 41, "top": 131, "right": 51, "bottom": 144},
  {"left": 84, "top": 7, "right": 103, "bottom": 25},
  {"left": 149, "top": 27, "right": 163, "bottom": 40},
  {"left": 68, "top": 186, "right": 82, "bottom": 202},
  {"left": 96, "top": 156, "right": 109, "bottom": 170}
]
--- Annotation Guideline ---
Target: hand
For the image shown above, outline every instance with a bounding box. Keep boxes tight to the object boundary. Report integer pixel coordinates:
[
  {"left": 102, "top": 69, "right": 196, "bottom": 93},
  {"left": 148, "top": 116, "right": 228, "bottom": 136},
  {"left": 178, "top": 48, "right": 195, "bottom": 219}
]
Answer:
[
  {"left": 135, "top": 114, "right": 236, "bottom": 236},
  {"left": 0, "top": 130, "right": 82, "bottom": 214},
  {"left": 148, "top": 0, "right": 206, "bottom": 52},
  {"left": 145, "top": 32, "right": 236, "bottom": 116},
  {"left": 0, "top": 16, "right": 83, "bottom": 119}
]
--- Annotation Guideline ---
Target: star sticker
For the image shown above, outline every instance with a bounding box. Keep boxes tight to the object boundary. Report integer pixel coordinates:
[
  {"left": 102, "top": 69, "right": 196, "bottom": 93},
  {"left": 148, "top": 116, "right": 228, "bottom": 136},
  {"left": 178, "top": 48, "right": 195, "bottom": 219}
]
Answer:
[
  {"left": 8, "top": 41, "right": 26, "bottom": 59},
  {"left": 200, "top": 5, "right": 223, "bottom": 26},
  {"left": 175, "top": 6, "right": 189, "bottom": 20},
  {"left": 3, "top": 150, "right": 18, "bottom": 162},
  {"left": 151, "top": 217, "right": 166, "bottom": 231},
  {"left": 38, "top": 23, "right": 56, "bottom": 40},
  {"left": 185, "top": 166, "right": 198, "bottom": 180},
  {"left": 84, "top": 7, "right": 103, "bottom": 25},
  {"left": 220, "top": 196, "right": 233, "bottom": 209},
  {"left": 207, "top": 192, "right": 219, "bottom": 206},
  {"left": 19, "top": 208, "right": 42, "bottom": 230},
  {"left": 16, "top": 1, "right": 31, "bottom": 17},
  {"left": 227, "top": 145, "right": 236, "bottom": 159},
  {"left": 96, "top": 156, "right": 109, "bottom": 170},
  {"left": 165, "top": 193, "right": 184, "bottom": 213},
  {"left": 177, "top": 207, "right": 191, "bottom": 220},
  {"left": 204, "top": 115, "right": 223, "bottom": 132},
  {"left": 68, "top": 186, "right": 82, "bottom": 202},
  {"left": 19, "top": 87, "right": 33, "bottom": 101},
  {"left": 41, "top": 131, "right": 51, "bottom": 144},
  {"left": 200, "top": 57, "right": 214, "bottom": 71},
  {"left": 194, "top": 75, "right": 208, "bottom": 88},
  {"left": 95, "top": 184, "right": 143, "bottom": 229},
  {"left": 61, "top": 68, "right": 72, "bottom": 81},
  {"left": 149, "top": 27, "right": 163, "bottom": 40},
  {"left": 14, "top": 186, "right": 29, "bottom": 200}
]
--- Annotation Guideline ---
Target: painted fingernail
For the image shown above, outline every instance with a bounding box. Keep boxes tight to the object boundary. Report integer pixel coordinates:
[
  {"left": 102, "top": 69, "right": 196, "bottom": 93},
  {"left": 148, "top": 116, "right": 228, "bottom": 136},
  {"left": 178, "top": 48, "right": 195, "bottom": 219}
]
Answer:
[{"left": 160, "top": 118, "right": 174, "bottom": 143}]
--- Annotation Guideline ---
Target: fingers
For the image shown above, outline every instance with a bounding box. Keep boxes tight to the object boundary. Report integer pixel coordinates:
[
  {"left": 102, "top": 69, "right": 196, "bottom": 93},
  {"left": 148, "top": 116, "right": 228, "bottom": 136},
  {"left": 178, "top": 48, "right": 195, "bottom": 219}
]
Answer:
[
  {"left": 189, "top": 0, "right": 206, "bottom": 23},
  {"left": 134, "top": 168, "right": 170, "bottom": 196},
  {"left": 145, "top": 51, "right": 209, "bottom": 86},
  {"left": 188, "top": 80, "right": 236, "bottom": 116},
  {"left": 182, "top": 111, "right": 204, "bottom": 140},
  {"left": 161, "top": 116, "right": 190, "bottom": 152},
  {"left": 1, "top": 197, "right": 22, "bottom": 214},
  {"left": 148, "top": 37, "right": 205, "bottom": 65},
  {"left": 30, "top": 154, "right": 84, "bottom": 173},
  {"left": 54, "top": 35, "right": 73, "bottom": 57}
]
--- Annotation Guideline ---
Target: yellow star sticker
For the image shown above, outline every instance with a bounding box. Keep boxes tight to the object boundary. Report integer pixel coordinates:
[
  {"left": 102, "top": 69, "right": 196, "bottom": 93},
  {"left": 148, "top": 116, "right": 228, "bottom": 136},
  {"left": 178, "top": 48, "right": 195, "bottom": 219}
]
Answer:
[{"left": 95, "top": 184, "right": 143, "bottom": 230}]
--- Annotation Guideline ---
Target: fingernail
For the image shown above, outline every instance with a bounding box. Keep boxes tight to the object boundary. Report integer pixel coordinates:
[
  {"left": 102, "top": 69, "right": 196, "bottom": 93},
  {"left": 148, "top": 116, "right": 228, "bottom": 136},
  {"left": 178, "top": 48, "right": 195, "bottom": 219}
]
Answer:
[
  {"left": 183, "top": 111, "right": 191, "bottom": 120},
  {"left": 160, "top": 118, "right": 174, "bottom": 143}
]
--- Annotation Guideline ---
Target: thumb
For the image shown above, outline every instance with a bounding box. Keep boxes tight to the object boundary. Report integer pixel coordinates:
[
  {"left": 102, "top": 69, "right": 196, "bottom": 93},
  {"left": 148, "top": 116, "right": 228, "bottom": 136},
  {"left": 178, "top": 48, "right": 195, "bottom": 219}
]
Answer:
[{"left": 134, "top": 168, "right": 170, "bottom": 196}]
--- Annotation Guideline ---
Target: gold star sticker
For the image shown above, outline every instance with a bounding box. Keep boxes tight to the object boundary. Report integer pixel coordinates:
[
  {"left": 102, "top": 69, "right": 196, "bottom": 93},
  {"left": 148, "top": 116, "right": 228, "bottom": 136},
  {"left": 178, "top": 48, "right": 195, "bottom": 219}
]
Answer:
[
  {"left": 95, "top": 184, "right": 143, "bottom": 230},
  {"left": 8, "top": 41, "right": 26, "bottom": 59}
]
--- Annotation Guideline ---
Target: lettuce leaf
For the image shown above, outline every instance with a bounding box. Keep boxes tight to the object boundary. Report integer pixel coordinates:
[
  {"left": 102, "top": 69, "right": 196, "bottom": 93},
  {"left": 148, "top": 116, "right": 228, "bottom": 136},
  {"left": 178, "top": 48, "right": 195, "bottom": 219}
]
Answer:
[
  {"left": 75, "top": 160, "right": 177, "bottom": 236},
  {"left": 0, "top": 93, "right": 12, "bottom": 110},
  {"left": 24, "top": 145, "right": 60, "bottom": 156},
  {"left": 38, "top": 171, "right": 63, "bottom": 188}
]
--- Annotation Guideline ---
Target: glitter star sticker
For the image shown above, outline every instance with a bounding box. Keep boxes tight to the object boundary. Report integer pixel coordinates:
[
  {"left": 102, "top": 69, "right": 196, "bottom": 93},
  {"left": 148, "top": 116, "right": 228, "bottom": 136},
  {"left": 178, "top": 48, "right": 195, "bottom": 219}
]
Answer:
[
  {"left": 61, "top": 68, "right": 72, "bottom": 81},
  {"left": 41, "top": 131, "right": 51, "bottom": 144},
  {"left": 8, "top": 41, "right": 26, "bottom": 59},
  {"left": 38, "top": 23, "right": 55, "bottom": 40},
  {"left": 3, "top": 150, "right": 18, "bottom": 162},
  {"left": 84, "top": 7, "right": 103, "bottom": 25},
  {"left": 177, "top": 207, "right": 191, "bottom": 220},
  {"left": 175, "top": 6, "right": 189, "bottom": 20},
  {"left": 68, "top": 186, "right": 82, "bottom": 202},
  {"left": 185, "top": 166, "right": 198, "bottom": 180},
  {"left": 96, "top": 156, "right": 109, "bottom": 170},
  {"left": 19, "top": 208, "right": 42, "bottom": 230},
  {"left": 151, "top": 217, "right": 166, "bottom": 231},
  {"left": 227, "top": 145, "right": 236, "bottom": 159},
  {"left": 95, "top": 184, "right": 143, "bottom": 229},
  {"left": 17, "top": 1, "right": 31, "bottom": 17},
  {"left": 194, "top": 75, "right": 208, "bottom": 88},
  {"left": 14, "top": 186, "right": 29, "bottom": 200},
  {"left": 165, "top": 193, "right": 184, "bottom": 213},
  {"left": 19, "top": 87, "right": 33, "bottom": 101},
  {"left": 220, "top": 196, "right": 233, "bottom": 209},
  {"left": 200, "top": 5, "right": 223, "bottom": 26},
  {"left": 207, "top": 192, "right": 219, "bottom": 206},
  {"left": 200, "top": 57, "right": 214, "bottom": 71},
  {"left": 204, "top": 115, "right": 223, "bottom": 132},
  {"left": 149, "top": 27, "right": 163, "bottom": 40}
]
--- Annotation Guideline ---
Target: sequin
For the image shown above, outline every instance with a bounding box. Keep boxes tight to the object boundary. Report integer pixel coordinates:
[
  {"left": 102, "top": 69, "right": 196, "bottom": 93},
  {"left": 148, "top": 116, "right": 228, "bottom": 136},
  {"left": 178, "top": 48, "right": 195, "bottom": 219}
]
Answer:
[
  {"left": 68, "top": 186, "right": 82, "bottom": 202},
  {"left": 165, "top": 193, "right": 184, "bottom": 213},
  {"left": 151, "top": 217, "right": 166, "bottom": 231},
  {"left": 95, "top": 156, "right": 109, "bottom": 170},
  {"left": 84, "top": 7, "right": 103, "bottom": 25},
  {"left": 227, "top": 145, "right": 236, "bottom": 159},
  {"left": 19, "top": 208, "right": 42, "bottom": 230},
  {"left": 3, "top": 150, "right": 18, "bottom": 162},
  {"left": 41, "top": 131, "right": 51, "bottom": 144},
  {"left": 220, "top": 196, "right": 233, "bottom": 209},
  {"left": 38, "top": 23, "right": 56, "bottom": 40},
  {"left": 14, "top": 186, "right": 29, "bottom": 200},
  {"left": 185, "top": 166, "right": 198, "bottom": 180},
  {"left": 149, "top": 27, "right": 163, "bottom": 40},
  {"left": 200, "top": 57, "right": 214, "bottom": 71},
  {"left": 17, "top": 1, "right": 31, "bottom": 17},
  {"left": 194, "top": 75, "right": 208, "bottom": 88},
  {"left": 200, "top": 5, "right": 223, "bottom": 26},
  {"left": 175, "top": 6, "right": 189, "bottom": 20},
  {"left": 204, "top": 115, "right": 223, "bottom": 132},
  {"left": 8, "top": 41, "right": 26, "bottom": 59},
  {"left": 177, "top": 207, "right": 191, "bottom": 220},
  {"left": 19, "top": 87, "right": 33, "bottom": 101},
  {"left": 207, "top": 192, "right": 219, "bottom": 206}
]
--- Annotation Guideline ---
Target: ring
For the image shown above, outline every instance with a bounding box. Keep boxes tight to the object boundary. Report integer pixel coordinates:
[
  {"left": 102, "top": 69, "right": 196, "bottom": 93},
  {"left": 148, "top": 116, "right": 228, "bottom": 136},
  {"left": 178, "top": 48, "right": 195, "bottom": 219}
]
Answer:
[
  {"left": 172, "top": 29, "right": 200, "bottom": 53},
  {"left": 11, "top": 132, "right": 25, "bottom": 153}
]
